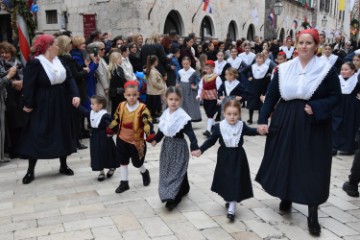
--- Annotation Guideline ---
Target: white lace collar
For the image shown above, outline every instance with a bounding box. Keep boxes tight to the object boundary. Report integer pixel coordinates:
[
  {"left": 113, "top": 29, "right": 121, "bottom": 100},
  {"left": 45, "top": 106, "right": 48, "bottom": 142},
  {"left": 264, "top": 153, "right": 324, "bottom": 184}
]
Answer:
[
  {"left": 178, "top": 67, "right": 196, "bottom": 83},
  {"left": 281, "top": 46, "right": 295, "bottom": 59},
  {"left": 215, "top": 60, "right": 226, "bottom": 75},
  {"left": 252, "top": 63, "right": 269, "bottom": 79},
  {"left": 321, "top": 54, "right": 338, "bottom": 66},
  {"left": 339, "top": 74, "right": 358, "bottom": 94},
  {"left": 279, "top": 56, "right": 332, "bottom": 101},
  {"left": 36, "top": 55, "right": 66, "bottom": 85},
  {"left": 224, "top": 80, "right": 240, "bottom": 96},
  {"left": 126, "top": 101, "right": 140, "bottom": 112},
  {"left": 158, "top": 108, "right": 191, "bottom": 137},
  {"left": 239, "top": 52, "right": 256, "bottom": 65},
  {"left": 90, "top": 109, "right": 107, "bottom": 128},
  {"left": 227, "top": 57, "right": 242, "bottom": 69},
  {"left": 219, "top": 120, "right": 243, "bottom": 147}
]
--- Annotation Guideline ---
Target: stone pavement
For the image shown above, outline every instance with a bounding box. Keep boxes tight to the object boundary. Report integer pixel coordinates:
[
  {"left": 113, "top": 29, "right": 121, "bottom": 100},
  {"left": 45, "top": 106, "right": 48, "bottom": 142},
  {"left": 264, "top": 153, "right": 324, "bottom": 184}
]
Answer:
[{"left": 0, "top": 110, "right": 360, "bottom": 240}]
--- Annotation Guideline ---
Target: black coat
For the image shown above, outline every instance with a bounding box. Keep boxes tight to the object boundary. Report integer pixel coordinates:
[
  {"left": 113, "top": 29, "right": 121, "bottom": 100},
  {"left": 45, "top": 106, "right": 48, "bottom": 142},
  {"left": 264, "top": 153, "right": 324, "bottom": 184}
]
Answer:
[
  {"left": 109, "top": 66, "right": 127, "bottom": 115},
  {"left": 129, "top": 53, "right": 143, "bottom": 73},
  {"left": 140, "top": 43, "right": 171, "bottom": 77}
]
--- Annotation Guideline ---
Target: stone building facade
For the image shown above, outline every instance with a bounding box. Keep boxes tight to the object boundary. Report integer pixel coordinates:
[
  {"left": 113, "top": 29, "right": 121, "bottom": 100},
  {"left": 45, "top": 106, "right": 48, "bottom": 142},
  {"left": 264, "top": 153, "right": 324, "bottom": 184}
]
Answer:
[{"left": 35, "top": 0, "right": 265, "bottom": 41}]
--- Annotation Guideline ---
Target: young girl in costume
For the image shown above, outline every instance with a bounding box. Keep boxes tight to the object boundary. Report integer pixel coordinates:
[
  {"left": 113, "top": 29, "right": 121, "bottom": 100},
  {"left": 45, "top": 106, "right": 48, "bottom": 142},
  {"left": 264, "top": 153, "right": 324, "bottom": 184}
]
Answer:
[
  {"left": 192, "top": 100, "right": 259, "bottom": 221},
  {"left": 151, "top": 87, "right": 199, "bottom": 210},
  {"left": 218, "top": 67, "right": 247, "bottom": 119},
  {"left": 78, "top": 95, "right": 119, "bottom": 181},
  {"left": 108, "top": 81, "right": 155, "bottom": 193},
  {"left": 176, "top": 57, "right": 202, "bottom": 122}
]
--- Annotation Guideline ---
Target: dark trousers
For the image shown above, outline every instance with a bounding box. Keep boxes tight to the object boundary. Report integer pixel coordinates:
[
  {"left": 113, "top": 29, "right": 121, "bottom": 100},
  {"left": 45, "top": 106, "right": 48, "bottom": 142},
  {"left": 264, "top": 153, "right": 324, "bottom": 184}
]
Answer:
[{"left": 349, "top": 148, "right": 360, "bottom": 184}]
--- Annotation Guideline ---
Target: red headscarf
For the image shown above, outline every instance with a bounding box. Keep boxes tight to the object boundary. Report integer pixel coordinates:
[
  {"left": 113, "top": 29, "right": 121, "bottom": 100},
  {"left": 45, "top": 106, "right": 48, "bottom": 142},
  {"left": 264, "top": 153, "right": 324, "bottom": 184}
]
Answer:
[
  {"left": 31, "top": 34, "right": 55, "bottom": 57},
  {"left": 124, "top": 80, "right": 139, "bottom": 89},
  {"left": 298, "top": 29, "right": 319, "bottom": 45},
  {"left": 205, "top": 60, "right": 215, "bottom": 67}
]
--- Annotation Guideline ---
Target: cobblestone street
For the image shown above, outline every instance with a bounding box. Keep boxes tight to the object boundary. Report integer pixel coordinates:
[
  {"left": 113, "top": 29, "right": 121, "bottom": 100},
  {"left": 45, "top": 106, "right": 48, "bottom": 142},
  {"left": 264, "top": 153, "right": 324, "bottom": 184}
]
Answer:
[{"left": 0, "top": 110, "right": 359, "bottom": 240}]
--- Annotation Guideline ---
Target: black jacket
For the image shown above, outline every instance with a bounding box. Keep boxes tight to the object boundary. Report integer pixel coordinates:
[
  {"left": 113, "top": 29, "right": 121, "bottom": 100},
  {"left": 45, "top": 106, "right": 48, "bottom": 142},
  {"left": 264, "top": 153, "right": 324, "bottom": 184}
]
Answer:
[{"left": 140, "top": 43, "right": 171, "bottom": 77}]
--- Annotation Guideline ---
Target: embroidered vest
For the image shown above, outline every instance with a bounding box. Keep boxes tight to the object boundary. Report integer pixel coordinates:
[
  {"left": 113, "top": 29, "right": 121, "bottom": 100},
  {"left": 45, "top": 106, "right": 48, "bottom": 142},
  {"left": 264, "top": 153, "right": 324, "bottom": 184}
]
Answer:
[{"left": 201, "top": 74, "right": 218, "bottom": 100}]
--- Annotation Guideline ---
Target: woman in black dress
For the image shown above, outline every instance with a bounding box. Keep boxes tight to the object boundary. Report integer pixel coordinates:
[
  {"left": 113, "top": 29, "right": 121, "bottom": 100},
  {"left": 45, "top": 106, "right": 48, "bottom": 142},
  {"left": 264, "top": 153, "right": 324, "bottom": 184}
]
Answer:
[
  {"left": 256, "top": 29, "right": 341, "bottom": 236},
  {"left": 18, "top": 34, "right": 80, "bottom": 184},
  {"left": 108, "top": 52, "right": 127, "bottom": 115},
  {"left": 332, "top": 62, "right": 360, "bottom": 155}
]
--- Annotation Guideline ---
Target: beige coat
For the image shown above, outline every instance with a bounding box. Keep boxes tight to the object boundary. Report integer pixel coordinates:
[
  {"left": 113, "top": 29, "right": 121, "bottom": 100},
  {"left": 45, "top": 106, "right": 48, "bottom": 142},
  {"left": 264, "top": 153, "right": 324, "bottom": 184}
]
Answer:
[{"left": 146, "top": 67, "right": 167, "bottom": 95}]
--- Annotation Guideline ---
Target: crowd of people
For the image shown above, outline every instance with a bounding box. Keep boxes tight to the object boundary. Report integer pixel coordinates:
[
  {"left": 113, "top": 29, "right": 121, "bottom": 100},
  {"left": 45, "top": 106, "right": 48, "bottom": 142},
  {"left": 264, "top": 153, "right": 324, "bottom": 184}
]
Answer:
[{"left": 1, "top": 27, "right": 360, "bottom": 236}]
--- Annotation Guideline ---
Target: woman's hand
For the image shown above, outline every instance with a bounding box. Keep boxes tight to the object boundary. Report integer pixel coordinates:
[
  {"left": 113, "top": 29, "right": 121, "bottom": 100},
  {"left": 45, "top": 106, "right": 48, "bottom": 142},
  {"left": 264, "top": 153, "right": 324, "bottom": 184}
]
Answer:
[
  {"left": 196, "top": 96, "right": 202, "bottom": 100},
  {"left": 72, "top": 97, "right": 81, "bottom": 108},
  {"left": 260, "top": 95, "right": 265, "bottom": 102},
  {"left": 257, "top": 124, "right": 268, "bottom": 135},
  {"left": 304, "top": 104, "right": 313, "bottom": 115},
  {"left": 104, "top": 89, "right": 109, "bottom": 96},
  {"left": 235, "top": 96, "right": 242, "bottom": 101},
  {"left": 7, "top": 67, "right": 17, "bottom": 79},
  {"left": 12, "top": 80, "right": 23, "bottom": 91},
  {"left": 83, "top": 67, "right": 90, "bottom": 73},
  {"left": 23, "top": 106, "right": 33, "bottom": 113},
  {"left": 192, "top": 150, "right": 202, "bottom": 157},
  {"left": 151, "top": 141, "right": 157, "bottom": 147},
  {"left": 191, "top": 84, "right": 197, "bottom": 90}
]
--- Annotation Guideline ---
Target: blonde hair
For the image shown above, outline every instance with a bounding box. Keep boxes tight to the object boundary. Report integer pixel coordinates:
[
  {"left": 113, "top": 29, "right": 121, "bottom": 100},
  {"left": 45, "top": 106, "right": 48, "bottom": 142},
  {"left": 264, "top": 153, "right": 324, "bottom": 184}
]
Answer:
[
  {"left": 57, "top": 35, "right": 72, "bottom": 56},
  {"left": 146, "top": 34, "right": 161, "bottom": 45},
  {"left": 108, "top": 52, "right": 122, "bottom": 78},
  {"left": 72, "top": 36, "right": 86, "bottom": 49},
  {"left": 226, "top": 67, "right": 239, "bottom": 79}
]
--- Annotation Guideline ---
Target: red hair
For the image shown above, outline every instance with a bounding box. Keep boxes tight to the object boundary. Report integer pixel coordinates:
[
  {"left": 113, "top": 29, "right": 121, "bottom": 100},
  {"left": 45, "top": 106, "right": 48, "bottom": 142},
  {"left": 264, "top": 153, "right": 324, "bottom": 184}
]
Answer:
[{"left": 32, "top": 34, "right": 55, "bottom": 57}]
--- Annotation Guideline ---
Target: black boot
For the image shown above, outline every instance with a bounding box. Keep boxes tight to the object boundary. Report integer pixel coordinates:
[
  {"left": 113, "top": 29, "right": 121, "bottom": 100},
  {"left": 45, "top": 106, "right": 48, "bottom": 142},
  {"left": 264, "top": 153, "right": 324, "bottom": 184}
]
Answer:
[
  {"left": 22, "top": 172, "right": 34, "bottom": 184},
  {"left": 59, "top": 157, "right": 74, "bottom": 175},
  {"left": 227, "top": 213, "right": 235, "bottom": 222},
  {"left": 77, "top": 141, "right": 88, "bottom": 150},
  {"left": 23, "top": 159, "right": 37, "bottom": 184},
  {"left": 115, "top": 181, "right": 130, "bottom": 193},
  {"left": 279, "top": 200, "right": 292, "bottom": 212},
  {"left": 141, "top": 169, "right": 151, "bottom": 186},
  {"left": 308, "top": 205, "right": 321, "bottom": 236},
  {"left": 343, "top": 181, "right": 359, "bottom": 197}
]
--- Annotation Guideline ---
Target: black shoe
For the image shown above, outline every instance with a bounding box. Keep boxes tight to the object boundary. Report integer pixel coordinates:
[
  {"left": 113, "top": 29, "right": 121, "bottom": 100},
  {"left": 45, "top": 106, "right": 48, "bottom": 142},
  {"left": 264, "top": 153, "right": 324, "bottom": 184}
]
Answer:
[
  {"left": 59, "top": 166, "right": 74, "bottom": 176},
  {"left": 98, "top": 173, "right": 105, "bottom": 181},
  {"left": 308, "top": 216, "right": 321, "bottom": 236},
  {"left": 332, "top": 150, "right": 337, "bottom": 156},
  {"left": 115, "top": 181, "right": 130, "bottom": 193},
  {"left": 107, "top": 169, "right": 115, "bottom": 178},
  {"left": 141, "top": 169, "right": 151, "bottom": 186},
  {"left": 165, "top": 200, "right": 177, "bottom": 211},
  {"left": 227, "top": 213, "right": 235, "bottom": 222},
  {"left": 343, "top": 181, "right": 360, "bottom": 197},
  {"left": 339, "top": 151, "right": 355, "bottom": 156},
  {"left": 279, "top": 200, "right": 292, "bottom": 212},
  {"left": 247, "top": 119, "right": 253, "bottom": 124},
  {"left": 77, "top": 142, "right": 88, "bottom": 150},
  {"left": 22, "top": 172, "right": 34, "bottom": 184},
  {"left": 203, "top": 130, "right": 211, "bottom": 137}
]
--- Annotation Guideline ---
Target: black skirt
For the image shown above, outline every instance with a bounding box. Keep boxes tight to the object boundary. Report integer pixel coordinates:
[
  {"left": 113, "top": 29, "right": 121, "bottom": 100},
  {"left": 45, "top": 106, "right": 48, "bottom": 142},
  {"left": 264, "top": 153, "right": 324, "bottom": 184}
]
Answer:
[
  {"left": 256, "top": 100, "right": 333, "bottom": 205},
  {"left": 90, "top": 129, "right": 120, "bottom": 171},
  {"left": 247, "top": 78, "right": 264, "bottom": 110},
  {"left": 332, "top": 94, "right": 360, "bottom": 153},
  {"left": 212, "top": 146, "right": 253, "bottom": 202}
]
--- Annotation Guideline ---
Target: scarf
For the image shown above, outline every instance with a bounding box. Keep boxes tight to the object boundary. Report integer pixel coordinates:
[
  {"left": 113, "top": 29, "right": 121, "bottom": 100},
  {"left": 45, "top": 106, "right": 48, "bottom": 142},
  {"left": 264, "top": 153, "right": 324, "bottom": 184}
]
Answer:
[
  {"left": 215, "top": 60, "right": 226, "bottom": 75},
  {"left": 158, "top": 108, "right": 191, "bottom": 137},
  {"left": 279, "top": 56, "right": 332, "bottom": 101},
  {"left": 224, "top": 80, "right": 240, "bottom": 96},
  {"left": 239, "top": 52, "right": 256, "bottom": 66},
  {"left": 252, "top": 63, "right": 269, "bottom": 79},
  {"left": 280, "top": 46, "right": 295, "bottom": 59},
  {"left": 321, "top": 54, "right": 338, "bottom": 67},
  {"left": 339, "top": 74, "right": 358, "bottom": 94},
  {"left": 36, "top": 55, "right": 66, "bottom": 85},
  {"left": 90, "top": 109, "right": 107, "bottom": 128},
  {"left": 219, "top": 120, "right": 243, "bottom": 147},
  {"left": 178, "top": 67, "right": 196, "bottom": 83},
  {"left": 227, "top": 57, "right": 242, "bottom": 69}
]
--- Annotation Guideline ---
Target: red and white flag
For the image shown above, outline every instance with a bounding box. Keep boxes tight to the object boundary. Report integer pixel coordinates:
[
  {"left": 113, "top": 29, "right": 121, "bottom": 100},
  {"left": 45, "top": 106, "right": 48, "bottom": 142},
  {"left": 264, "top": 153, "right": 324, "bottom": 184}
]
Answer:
[{"left": 16, "top": 14, "right": 31, "bottom": 65}]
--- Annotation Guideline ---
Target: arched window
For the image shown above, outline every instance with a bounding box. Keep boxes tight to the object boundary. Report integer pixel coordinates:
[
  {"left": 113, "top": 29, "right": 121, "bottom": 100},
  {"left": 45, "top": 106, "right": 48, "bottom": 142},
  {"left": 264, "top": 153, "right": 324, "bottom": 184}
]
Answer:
[
  {"left": 227, "top": 21, "right": 238, "bottom": 41},
  {"left": 200, "top": 16, "right": 214, "bottom": 40},
  {"left": 247, "top": 24, "right": 255, "bottom": 41},
  {"left": 289, "top": 29, "right": 294, "bottom": 40},
  {"left": 164, "top": 10, "right": 184, "bottom": 35}
]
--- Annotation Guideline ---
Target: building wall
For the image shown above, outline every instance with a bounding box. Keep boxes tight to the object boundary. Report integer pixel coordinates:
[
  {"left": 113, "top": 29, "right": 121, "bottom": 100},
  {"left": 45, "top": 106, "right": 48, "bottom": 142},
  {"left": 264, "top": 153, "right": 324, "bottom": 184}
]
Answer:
[{"left": 36, "top": 0, "right": 265, "bottom": 40}]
